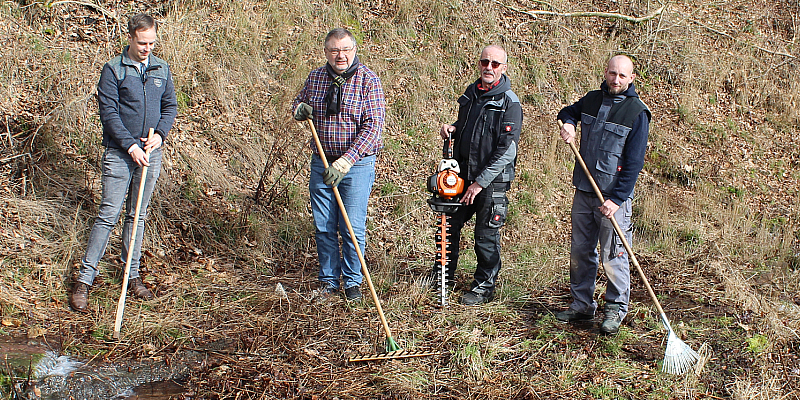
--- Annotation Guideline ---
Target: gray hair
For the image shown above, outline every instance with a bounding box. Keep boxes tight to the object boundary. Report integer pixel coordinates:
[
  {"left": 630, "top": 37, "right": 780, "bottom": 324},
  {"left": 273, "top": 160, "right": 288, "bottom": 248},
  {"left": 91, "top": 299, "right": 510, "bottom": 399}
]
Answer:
[{"left": 325, "top": 28, "right": 356, "bottom": 48}]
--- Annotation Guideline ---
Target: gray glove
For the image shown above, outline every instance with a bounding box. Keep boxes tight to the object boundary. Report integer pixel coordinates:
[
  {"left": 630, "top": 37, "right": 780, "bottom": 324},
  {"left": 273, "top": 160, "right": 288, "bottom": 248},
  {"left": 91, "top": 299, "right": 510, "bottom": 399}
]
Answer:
[
  {"left": 323, "top": 157, "right": 353, "bottom": 187},
  {"left": 294, "top": 102, "right": 313, "bottom": 121}
]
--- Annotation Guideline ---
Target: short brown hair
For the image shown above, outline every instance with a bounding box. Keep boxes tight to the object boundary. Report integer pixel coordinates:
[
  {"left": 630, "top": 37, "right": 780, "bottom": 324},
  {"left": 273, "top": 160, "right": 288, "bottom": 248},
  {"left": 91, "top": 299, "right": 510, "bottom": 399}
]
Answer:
[
  {"left": 128, "top": 13, "right": 157, "bottom": 36},
  {"left": 324, "top": 28, "right": 356, "bottom": 48}
]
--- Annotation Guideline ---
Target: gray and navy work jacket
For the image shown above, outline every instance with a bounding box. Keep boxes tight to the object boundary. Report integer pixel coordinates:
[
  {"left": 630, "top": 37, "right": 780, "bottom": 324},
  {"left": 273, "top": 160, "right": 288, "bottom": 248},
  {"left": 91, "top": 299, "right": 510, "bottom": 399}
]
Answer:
[
  {"left": 557, "top": 82, "right": 651, "bottom": 205},
  {"left": 97, "top": 46, "right": 178, "bottom": 152},
  {"left": 452, "top": 75, "right": 523, "bottom": 189}
]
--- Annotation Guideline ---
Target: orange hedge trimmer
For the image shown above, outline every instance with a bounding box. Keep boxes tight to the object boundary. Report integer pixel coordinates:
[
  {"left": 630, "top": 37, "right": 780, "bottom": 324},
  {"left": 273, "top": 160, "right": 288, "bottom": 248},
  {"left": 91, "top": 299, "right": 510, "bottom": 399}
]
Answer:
[{"left": 426, "top": 133, "right": 464, "bottom": 307}]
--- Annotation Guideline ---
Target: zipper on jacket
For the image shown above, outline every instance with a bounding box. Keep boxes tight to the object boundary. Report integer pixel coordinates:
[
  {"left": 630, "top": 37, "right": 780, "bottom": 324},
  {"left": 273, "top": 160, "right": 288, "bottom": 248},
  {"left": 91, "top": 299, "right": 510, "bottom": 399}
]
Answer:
[{"left": 141, "top": 65, "right": 148, "bottom": 140}]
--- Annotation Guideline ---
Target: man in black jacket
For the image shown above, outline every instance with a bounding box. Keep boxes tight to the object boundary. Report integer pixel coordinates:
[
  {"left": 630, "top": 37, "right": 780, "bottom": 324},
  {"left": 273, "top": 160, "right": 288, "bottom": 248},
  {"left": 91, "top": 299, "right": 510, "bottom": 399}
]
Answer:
[
  {"left": 434, "top": 45, "right": 523, "bottom": 305},
  {"left": 555, "top": 55, "right": 650, "bottom": 334}
]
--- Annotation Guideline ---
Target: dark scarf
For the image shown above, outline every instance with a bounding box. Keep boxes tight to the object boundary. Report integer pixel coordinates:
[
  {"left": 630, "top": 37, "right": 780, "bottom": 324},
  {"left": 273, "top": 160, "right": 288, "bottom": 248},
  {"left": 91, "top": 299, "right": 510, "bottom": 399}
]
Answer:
[{"left": 324, "top": 55, "right": 359, "bottom": 116}]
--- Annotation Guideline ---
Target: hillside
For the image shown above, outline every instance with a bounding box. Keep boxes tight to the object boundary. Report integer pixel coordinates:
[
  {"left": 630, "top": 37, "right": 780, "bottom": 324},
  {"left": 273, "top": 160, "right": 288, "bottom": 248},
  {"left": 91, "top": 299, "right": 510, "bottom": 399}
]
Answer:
[{"left": 1, "top": 0, "right": 799, "bottom": 398}]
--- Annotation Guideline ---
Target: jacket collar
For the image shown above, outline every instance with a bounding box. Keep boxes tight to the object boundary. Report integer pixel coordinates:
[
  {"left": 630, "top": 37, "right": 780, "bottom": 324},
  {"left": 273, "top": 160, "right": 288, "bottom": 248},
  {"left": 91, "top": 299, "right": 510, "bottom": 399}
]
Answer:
[
  {"left": 121, "top": 46, "right": 162, "bottom": 70},
  {"left": 121, "top": 46, "right": 143, "bottom": 67},
  {"left": 471, "top": 75, "right": 511, "bottom": 98}
]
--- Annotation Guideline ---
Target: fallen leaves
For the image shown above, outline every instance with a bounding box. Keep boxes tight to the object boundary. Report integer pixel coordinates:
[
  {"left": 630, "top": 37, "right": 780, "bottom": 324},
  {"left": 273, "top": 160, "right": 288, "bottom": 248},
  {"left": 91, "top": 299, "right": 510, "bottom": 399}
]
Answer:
[{"left": 27, "top": 326, "right": 46, "bottom": 339}]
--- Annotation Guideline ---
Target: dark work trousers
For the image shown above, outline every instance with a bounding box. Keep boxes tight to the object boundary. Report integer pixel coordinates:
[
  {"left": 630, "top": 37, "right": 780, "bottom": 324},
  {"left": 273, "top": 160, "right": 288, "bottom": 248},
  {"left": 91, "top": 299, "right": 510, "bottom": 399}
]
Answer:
[
  {"left": 568, "top": 189, "right": 633, "bottom": 321},
  {"left": 439, "top": 182, "right": 509, "bottom": 296}
]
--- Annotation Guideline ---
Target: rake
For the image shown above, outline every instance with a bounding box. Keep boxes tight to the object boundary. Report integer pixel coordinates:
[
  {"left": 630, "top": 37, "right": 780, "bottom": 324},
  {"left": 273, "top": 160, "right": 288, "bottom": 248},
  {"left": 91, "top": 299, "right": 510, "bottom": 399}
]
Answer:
[
  {"left": 113, "top": 128, "right": 155, "bottom": 340},
  {"left": 305, "top": 119, "right": 438, "bottom": 362},
  {"left": 558, "top": 120, "right": 699, "bottom": 374}
]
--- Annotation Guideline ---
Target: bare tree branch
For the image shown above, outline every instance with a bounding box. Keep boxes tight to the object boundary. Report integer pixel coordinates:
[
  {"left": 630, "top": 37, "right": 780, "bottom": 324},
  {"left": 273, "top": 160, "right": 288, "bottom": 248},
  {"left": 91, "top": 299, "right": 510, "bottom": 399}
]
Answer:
[
  {"left": 493, "top": 0, "right": 665, "bottom": 24},
  {"left": 691, "top": 19, "right": 796, "bottom": 59},
  {"left": 48, "top": 0, "right": 118, "bottom": 22}
]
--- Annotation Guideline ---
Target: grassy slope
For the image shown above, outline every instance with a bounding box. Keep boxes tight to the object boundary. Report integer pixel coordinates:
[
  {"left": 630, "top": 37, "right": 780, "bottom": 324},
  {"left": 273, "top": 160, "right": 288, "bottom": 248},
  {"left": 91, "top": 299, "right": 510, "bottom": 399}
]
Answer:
[{"left": 1, "top": 0, "right": 799, "bottom": 398}]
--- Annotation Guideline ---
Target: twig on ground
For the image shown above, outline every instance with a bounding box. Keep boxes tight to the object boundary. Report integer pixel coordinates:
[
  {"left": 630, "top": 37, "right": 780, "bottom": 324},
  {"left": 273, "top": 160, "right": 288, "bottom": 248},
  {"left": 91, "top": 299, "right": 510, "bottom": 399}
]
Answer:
[
  {"left": 4, "top": 115, "right": 11, "bottom": 147},
  {"left": 0, "top": 153, "right": 31, "bottom": 164}
]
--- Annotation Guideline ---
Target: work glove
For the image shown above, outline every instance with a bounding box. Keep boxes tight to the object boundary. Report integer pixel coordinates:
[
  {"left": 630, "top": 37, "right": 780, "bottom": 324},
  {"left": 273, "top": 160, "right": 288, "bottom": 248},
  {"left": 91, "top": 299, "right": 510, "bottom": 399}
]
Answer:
[
  {"left": 294, "top": 102, "right": 313, "bottom": 121},
  {"left": 323, "top": 157, "right": 353, "bottom": 187}
]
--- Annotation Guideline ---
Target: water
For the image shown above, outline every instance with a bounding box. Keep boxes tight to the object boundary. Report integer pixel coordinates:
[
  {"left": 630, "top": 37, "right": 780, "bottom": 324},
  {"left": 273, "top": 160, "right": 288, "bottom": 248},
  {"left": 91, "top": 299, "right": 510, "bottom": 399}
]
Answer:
[
  {"left": 1, "top": 336, "right": 195, "bottom": 399},
  {"left": 33, "top": 351, "right": 83, "bottom": 378}
]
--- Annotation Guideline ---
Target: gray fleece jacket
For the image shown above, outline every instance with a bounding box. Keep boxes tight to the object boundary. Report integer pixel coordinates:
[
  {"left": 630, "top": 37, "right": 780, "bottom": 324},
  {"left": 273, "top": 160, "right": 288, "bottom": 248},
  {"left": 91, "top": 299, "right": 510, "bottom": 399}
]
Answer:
[{"left": 97, "top": 46, "right": 177, "bottom": 151}]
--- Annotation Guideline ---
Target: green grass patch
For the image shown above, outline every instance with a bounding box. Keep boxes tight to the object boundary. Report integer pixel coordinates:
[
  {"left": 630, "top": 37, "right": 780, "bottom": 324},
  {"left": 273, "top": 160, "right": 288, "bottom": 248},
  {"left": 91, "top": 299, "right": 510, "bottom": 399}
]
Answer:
[
  {"left": 745, "top": 334, "right": 768, "bottom": 354},
  {"left": 379, "top": 181, "right": 400, "bottom": 197},
  {"left": 723, "top": 185, "right": 744, "bottom": 198},
  {"left": 599, "top": 326, "right": 634, "bottom": 356}
]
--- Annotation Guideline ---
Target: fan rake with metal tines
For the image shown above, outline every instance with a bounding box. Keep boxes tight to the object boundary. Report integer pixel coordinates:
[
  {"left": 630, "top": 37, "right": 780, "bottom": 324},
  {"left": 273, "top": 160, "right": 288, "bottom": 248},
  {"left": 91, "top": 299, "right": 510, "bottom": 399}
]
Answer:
[{"left": 305, "top": 118, "right": 439, "bottom": 363}]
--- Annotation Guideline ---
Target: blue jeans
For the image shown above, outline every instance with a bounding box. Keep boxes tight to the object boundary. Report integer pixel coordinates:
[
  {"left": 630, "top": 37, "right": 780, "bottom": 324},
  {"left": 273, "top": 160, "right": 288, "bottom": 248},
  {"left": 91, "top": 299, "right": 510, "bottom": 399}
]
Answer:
[
  {"left": 78, "top": 147, "right": 162, "bottom": 285},
  {"left": 309, "top": 154, "right": 375, "bottom": 290},
  {"left": 568, "top": 190, "right": 633, "bottom": 320}
]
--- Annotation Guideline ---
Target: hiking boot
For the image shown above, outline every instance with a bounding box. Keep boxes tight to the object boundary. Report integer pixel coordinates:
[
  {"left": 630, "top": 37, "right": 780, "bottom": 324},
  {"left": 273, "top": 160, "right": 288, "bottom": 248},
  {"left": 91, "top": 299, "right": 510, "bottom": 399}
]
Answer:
[
  {"left": 344, "top": 286, "right": 362, "bottom": 301},
  {"left": 128, "top": 277, "right": 154, "bottom": 300},
  {"left": 315, "top": 285, "right": 338, "bottom": 301},
  {"left": 69, "top": 282, "right": 90, "bottom": 313},
  {"left": 555, "top": 308, "right": 594, "bottom": 323},
  {"left": 600, "top": 303, "right": 622, "bottom": 335},
  {"left": 460, "top": 290, "right": 494, "bottom": 306}
]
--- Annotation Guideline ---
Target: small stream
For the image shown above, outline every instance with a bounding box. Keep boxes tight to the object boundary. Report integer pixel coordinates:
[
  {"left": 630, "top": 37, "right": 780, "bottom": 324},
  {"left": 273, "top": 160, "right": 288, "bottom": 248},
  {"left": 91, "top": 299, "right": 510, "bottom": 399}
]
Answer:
[{"left": 2, "top": 336, "right": 196, "bottom": 399}]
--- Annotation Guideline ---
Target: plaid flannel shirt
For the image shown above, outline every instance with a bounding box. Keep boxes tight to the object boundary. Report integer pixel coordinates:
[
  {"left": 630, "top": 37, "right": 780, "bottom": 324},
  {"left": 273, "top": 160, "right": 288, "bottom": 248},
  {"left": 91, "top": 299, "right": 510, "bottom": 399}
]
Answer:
[{"left": 293, "top": 63, "right": 385, "bottom": 165}]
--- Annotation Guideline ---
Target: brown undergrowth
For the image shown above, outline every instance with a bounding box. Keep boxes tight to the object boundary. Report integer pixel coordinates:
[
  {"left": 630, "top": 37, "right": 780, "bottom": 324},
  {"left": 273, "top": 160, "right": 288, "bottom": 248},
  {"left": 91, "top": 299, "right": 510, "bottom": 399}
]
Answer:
[{"left": 1, "top": 0, "right": 799, "bottom": 398}]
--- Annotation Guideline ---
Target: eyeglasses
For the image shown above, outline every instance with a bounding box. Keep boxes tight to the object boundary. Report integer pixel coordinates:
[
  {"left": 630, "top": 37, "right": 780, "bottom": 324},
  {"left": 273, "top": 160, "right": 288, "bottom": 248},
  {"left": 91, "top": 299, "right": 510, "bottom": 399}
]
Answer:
[
  {"left": 325, "top": 47, "right": 355, "bottom": 55},
  {"left": 480, "top": 59, "right": 505, "bottom": 69}
]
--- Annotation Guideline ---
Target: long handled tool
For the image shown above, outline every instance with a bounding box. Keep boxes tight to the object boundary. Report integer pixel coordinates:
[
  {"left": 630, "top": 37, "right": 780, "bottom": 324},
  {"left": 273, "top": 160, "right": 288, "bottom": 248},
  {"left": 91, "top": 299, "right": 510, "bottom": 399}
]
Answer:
[
  {"left": 306, "top": 119, "right": 440, "bottom": 362},
  {"left": 558, "top": 120, "right": 699, "bottom": 374},
  {"left": 113, "top": 128, "right": 155, "bottom": 340}
]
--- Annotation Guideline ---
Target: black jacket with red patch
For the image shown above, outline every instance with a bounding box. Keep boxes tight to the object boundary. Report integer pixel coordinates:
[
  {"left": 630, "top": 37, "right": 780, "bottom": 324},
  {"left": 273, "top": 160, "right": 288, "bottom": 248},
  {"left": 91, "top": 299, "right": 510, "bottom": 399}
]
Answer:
[{"left": 452, "top": 75, "right": 523, "bottom": 187}]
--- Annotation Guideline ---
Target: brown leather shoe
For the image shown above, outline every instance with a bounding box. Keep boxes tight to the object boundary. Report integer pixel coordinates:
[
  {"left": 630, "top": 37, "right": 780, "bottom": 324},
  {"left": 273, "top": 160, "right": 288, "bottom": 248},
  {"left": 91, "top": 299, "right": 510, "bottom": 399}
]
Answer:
[
  {"left": 128, "top": 277, "right": 154, "bottom": 300},
  {"left": 69, "top": 282, "right": 90, "bottom": 313}
]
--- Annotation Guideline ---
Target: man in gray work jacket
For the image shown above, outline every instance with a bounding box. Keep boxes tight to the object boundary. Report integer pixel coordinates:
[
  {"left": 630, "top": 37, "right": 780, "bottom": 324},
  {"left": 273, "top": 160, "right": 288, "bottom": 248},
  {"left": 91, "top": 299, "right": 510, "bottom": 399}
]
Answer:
[
  {"left": 70, "top": 13, "right": 177, "bottom": 312},
  {"left": 434, "top": 45, "right": 522, "bottom": 305},
  {"left": 555, "top": 55, "right": 651, "bottom": 334}
]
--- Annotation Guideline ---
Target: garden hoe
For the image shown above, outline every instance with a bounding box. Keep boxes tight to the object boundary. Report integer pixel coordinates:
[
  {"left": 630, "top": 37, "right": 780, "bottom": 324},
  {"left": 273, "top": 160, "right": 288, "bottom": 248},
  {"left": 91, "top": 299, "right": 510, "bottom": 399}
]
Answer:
[
  {"left": 426, "top": 133, "right": 465, "bottom": 307},
  {"left": 305, "top": 119, "right": 439, "bottom": 363},
  {"left": 557, "top": 120, "right": 699, "bottom": 374},
  {"left": 113, "top": 128, "right": 155, "bottom": 340}
]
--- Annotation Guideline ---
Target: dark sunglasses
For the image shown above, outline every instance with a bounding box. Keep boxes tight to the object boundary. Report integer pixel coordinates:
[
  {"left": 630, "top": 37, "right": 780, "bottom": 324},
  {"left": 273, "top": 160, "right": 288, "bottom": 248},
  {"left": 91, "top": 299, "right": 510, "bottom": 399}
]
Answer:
[{"left": 480, "top": 59, "right": 505, "bottom": 69}]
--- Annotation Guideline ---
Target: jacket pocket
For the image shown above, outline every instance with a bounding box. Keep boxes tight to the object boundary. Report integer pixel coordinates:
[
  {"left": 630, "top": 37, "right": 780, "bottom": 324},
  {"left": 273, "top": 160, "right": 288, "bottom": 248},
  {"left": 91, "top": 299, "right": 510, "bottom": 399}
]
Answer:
[
  {"left": 599, "top": 122, "right": 630, "bottom": 155},
  {"left": 595, "top": 122, "right": 630, "bottom": 174},
  {"left": 596, "top": 154, "right": 621, "bottom": 175}
]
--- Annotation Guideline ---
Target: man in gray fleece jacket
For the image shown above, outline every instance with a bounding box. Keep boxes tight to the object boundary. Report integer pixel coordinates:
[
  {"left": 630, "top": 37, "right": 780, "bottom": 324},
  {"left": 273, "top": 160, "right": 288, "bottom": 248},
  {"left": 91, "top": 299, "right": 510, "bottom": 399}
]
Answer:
[{"left": 70, "top": 13, "right": 177, "bottom": 313}]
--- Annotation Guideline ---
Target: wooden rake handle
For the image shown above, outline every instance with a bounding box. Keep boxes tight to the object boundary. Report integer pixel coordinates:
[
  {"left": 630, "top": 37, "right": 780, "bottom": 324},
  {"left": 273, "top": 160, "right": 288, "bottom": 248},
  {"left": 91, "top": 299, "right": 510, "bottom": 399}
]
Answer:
[
  {"left": 557, "top": 120, "right": 666, "bottom": 317},
  {"left": 306, "top": 119, "right": 395, "bottom": 342},
  {"left": 113, "top": 128, "right": 155, "bottom": 340}
]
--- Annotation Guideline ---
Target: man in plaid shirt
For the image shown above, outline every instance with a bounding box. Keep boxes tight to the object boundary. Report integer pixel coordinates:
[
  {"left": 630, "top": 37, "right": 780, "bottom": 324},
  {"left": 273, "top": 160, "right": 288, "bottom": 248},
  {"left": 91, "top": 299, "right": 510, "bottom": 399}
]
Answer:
[{"left": 293, "top": 28, "right": 385, "bottom": 301}]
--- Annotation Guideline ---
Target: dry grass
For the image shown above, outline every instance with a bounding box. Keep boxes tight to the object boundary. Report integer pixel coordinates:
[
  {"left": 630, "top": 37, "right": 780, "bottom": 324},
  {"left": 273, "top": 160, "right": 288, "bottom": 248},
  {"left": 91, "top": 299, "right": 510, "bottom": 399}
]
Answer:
[{"left": 1, "top": 0, "right": 799, "bottom": 398}]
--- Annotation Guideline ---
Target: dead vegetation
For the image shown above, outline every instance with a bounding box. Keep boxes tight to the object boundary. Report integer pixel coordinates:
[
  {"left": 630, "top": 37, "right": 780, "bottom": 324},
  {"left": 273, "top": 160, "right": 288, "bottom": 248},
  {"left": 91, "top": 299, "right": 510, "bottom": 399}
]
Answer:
[{"left": 1, "top": 0, "right": 799, "bottom": 398}]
